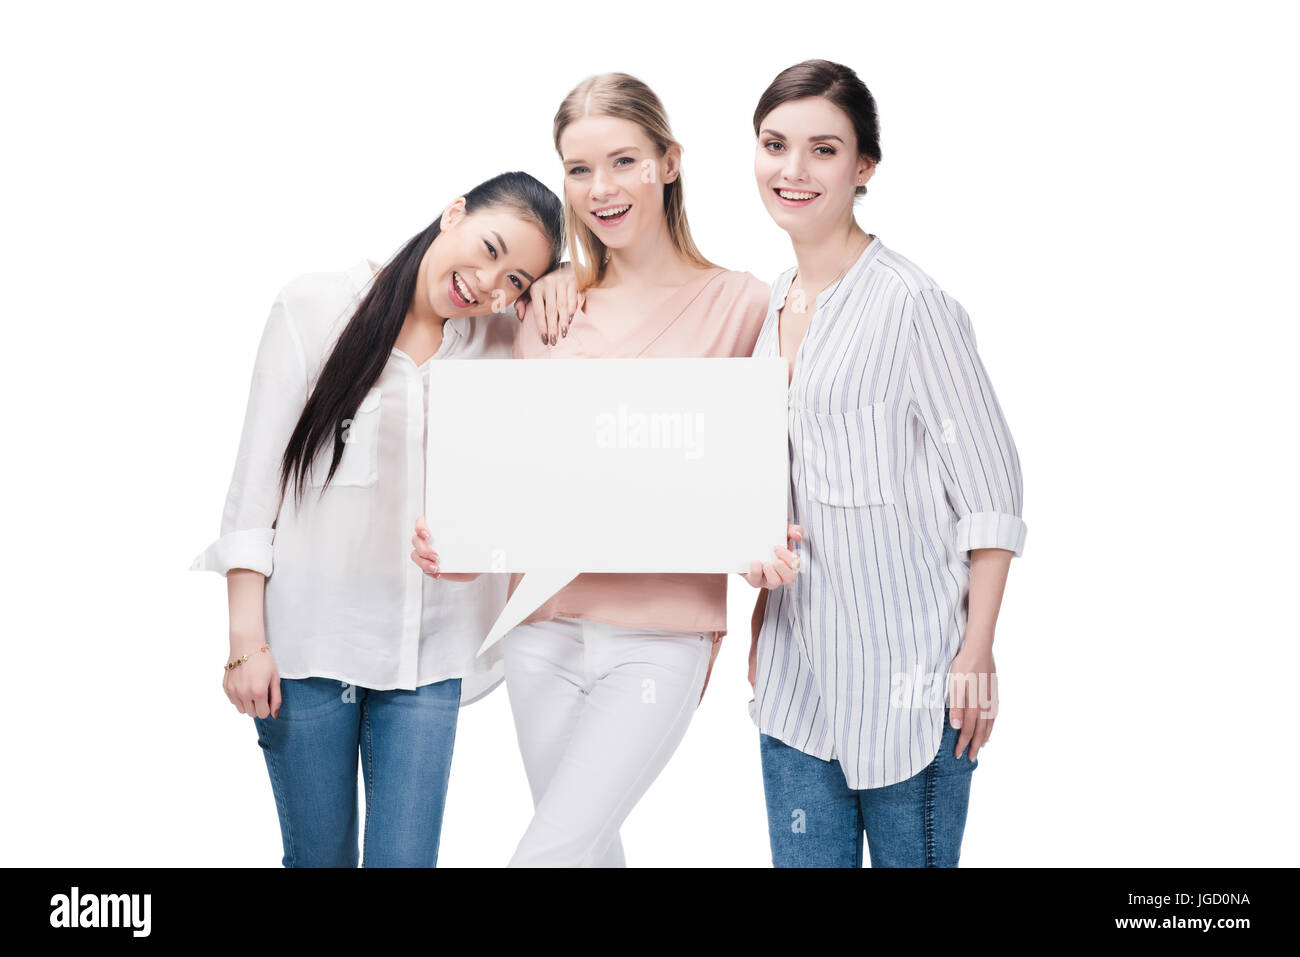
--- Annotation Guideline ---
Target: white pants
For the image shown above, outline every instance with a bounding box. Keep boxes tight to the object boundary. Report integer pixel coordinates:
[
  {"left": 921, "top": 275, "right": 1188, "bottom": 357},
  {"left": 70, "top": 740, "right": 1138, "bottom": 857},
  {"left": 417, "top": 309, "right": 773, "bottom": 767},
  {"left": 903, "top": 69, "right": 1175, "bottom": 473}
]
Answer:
[{"left": 503, "top": 615, "right": 714, "bottom": 867}]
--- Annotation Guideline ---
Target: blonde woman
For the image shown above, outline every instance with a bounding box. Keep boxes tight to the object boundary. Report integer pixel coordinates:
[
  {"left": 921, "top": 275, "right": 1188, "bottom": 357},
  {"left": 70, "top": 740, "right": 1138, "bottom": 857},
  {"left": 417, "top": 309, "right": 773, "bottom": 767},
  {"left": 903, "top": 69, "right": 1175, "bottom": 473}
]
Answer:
[{"left": 412, "top": 74, "right": 796, "bottom": 866}]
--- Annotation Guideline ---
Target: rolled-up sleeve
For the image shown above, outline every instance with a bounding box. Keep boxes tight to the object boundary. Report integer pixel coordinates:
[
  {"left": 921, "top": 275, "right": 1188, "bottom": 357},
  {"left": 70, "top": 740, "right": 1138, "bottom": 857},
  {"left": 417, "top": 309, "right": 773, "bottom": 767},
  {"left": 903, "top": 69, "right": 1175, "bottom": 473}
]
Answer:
[
  {"left": 190, "top": 288, "right": 309, "bottom": 576},
  {"left": 906, "top": 287, "right": 1027, "bottom": 557}
]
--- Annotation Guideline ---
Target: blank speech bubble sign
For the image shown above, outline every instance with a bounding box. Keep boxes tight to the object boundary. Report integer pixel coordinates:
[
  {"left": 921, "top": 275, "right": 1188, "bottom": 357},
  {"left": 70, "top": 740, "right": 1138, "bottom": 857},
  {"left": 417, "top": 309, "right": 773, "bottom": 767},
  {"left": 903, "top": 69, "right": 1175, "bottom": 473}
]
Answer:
[{"left": 424, "top": 357, "right": 789, "bottom": 655}]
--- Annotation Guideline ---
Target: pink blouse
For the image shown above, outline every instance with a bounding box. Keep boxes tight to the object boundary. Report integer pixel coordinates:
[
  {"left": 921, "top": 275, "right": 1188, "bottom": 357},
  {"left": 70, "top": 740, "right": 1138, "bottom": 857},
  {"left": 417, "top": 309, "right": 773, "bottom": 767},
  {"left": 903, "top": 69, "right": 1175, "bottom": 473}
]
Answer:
[{"left": 508, "top": 266, "right": 770, "bottom": 640}]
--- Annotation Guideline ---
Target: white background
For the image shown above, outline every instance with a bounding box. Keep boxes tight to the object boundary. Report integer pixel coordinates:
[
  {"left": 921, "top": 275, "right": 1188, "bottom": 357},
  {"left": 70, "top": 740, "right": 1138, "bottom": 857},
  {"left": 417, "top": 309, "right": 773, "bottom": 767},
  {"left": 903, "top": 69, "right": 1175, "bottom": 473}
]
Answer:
[{"left": 2, "top": 0, "right": 1296, "bottom": 866}]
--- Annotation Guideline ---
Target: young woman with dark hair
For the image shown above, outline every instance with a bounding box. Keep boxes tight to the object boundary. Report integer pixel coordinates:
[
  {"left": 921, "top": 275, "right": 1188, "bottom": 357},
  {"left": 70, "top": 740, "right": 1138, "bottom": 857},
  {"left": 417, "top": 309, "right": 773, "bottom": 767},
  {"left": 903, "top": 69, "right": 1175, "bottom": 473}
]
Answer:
[
  {"left": 191, "top": 171, "right": 564, "bottom": 867},
  {"left": 745, "top": 59, "right": 1028, "bottom": 868}
]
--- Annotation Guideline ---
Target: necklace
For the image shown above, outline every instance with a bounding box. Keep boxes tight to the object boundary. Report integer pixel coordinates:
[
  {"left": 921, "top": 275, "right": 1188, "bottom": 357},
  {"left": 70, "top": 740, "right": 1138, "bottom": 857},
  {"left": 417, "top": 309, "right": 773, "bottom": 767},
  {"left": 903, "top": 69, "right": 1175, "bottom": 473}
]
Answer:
[{"left": 791, "top": 232, "right": 874, "bottom": 307}]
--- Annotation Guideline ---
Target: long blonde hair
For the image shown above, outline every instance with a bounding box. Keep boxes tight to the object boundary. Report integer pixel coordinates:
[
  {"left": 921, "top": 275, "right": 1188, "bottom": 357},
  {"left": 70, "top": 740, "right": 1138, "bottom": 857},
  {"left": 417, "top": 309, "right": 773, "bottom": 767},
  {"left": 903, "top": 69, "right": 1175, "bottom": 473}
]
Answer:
[{"left": 553, "top": 73, "right": 716, "bottom": 289}]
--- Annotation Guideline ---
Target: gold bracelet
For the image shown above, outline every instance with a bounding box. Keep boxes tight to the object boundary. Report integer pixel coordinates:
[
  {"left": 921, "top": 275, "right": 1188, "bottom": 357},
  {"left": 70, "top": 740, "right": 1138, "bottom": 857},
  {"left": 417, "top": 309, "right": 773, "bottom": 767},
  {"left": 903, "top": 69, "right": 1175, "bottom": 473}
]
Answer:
[{"left": 225, "top": 645, "right": 271, "bottom": 672}]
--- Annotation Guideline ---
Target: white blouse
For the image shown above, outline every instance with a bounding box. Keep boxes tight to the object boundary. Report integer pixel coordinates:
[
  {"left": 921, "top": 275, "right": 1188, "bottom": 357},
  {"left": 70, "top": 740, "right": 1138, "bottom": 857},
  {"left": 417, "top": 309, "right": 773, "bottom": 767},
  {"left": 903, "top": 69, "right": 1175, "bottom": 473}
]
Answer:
[
  {"left": 190, "top": 259, "right": 517, "bottom": 702},
  {"left": 749, "top": 235, "right": 1027, "bottom": 789}
]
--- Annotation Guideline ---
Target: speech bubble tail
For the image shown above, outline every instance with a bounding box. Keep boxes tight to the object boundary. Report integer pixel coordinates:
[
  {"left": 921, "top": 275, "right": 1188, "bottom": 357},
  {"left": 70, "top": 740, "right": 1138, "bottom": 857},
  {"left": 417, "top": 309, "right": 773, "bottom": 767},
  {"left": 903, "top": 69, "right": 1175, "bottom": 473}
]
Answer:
[{"left": 476, "top": 569, "right": 580, "bottom": 657}]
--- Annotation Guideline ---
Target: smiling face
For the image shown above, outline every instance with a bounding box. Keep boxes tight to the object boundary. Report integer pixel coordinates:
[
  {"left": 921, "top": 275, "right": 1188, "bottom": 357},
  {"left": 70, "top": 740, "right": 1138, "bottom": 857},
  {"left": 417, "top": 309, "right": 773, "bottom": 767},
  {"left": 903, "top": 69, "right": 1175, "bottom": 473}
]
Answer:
[
  {"left": 418, "top": 202, "right": 554, "bottom": 318},
  {"left": 754, "top": 96, "right": 875, "bottom": 240},
  {"left": 559, "top": 114, "right": 678, "bottom": 252}
]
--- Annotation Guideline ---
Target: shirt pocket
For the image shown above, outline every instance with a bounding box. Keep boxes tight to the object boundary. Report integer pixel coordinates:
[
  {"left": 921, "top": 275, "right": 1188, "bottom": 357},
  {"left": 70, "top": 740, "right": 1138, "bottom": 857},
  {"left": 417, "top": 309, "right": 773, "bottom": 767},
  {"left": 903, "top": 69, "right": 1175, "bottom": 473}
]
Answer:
[
  {"left": 800, "top": 402, "right": 893, "bottom": 507},
  {"left": 310, "top": 386, "right": 382, "bottom": 488}
]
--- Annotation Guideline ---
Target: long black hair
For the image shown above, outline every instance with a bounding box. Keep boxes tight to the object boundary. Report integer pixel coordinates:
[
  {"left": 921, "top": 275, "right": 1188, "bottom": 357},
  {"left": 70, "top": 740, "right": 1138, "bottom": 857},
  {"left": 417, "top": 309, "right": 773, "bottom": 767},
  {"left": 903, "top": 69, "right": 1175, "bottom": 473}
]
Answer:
[{"left": 278, "top": 170, "right": 564, "bottom": 506}]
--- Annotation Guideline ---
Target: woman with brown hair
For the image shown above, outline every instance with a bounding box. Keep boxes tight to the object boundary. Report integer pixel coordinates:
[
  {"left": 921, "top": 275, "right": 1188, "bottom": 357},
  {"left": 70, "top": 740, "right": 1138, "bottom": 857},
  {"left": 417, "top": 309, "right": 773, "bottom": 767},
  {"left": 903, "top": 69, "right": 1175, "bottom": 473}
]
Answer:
[{"left": 745, "top": 60, "right": 1027, "bottom": 867}]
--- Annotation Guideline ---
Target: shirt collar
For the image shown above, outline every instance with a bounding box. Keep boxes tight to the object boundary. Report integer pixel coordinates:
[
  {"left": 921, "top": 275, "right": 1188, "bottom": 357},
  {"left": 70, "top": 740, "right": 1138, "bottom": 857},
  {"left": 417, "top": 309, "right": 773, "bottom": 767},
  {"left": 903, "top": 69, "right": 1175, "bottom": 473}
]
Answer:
[
  {"left": 346, "top": 258, "right": 380, "bottom": 294},
  {"left": 776, "top": 234, "right": 883, "bottom": 309},
  {"left": 445, "top": 315, "right": 468, "bottom": 343}
]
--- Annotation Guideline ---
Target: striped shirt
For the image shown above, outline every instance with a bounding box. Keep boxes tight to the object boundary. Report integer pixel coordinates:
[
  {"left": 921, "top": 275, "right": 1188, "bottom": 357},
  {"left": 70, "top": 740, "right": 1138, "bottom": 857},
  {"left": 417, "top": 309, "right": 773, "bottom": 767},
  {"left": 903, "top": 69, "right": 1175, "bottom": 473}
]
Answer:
[{"left": 748, "top": 235, "right": 1027, "bottom": 789}]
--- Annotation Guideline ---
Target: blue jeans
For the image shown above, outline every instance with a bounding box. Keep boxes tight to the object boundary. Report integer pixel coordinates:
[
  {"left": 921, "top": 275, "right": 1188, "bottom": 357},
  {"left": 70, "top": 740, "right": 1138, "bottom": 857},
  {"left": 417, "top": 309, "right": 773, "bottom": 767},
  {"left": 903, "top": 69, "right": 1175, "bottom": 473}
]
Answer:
[
  {"left": 251, "top": 675, "right": 461, "bottom": 867},
  {"left": 759, "top": 707, "right": 977, "bottom": 867}
]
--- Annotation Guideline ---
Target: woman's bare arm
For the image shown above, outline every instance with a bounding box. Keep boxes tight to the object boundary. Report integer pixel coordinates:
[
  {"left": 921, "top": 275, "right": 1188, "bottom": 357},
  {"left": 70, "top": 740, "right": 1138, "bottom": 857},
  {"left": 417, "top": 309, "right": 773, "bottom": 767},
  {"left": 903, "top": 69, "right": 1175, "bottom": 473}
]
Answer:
[
  {"left": 223, "top": 569, "right": 280, "bottom": 719},
  {"left": 946, "top": 547, "right": 1012, "bottom": 760}
]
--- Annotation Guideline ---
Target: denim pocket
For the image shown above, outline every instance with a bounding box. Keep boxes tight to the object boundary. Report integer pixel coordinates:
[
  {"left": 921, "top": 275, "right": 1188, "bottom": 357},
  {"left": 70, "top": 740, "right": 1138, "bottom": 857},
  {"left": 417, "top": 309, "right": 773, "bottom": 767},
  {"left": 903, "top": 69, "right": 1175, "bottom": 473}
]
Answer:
[
  {"left": 941, "top": 708, "right": 980, "bottom": 768},
  {"left": 272, "top": 675, "right": 358, "bottom": 721}
]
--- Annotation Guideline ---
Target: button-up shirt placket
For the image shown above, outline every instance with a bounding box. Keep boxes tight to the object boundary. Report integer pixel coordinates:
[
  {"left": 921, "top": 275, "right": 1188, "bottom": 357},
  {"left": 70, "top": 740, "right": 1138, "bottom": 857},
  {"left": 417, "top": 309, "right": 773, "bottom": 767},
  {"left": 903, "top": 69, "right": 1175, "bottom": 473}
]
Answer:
[
  {"left": 396, "top": 319, "right": 465, "bottom": 688},
  {"left": 750, "top": 236, "right": 1027, "bottom": 789}
]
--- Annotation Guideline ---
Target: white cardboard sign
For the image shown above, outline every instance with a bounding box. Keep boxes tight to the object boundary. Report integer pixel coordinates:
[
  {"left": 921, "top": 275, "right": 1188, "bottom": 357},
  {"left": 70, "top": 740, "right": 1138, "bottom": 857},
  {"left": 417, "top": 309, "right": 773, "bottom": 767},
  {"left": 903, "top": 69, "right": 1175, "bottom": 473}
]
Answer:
[{"left": 424, "top": 357, "right": 789, "bottom": 655}]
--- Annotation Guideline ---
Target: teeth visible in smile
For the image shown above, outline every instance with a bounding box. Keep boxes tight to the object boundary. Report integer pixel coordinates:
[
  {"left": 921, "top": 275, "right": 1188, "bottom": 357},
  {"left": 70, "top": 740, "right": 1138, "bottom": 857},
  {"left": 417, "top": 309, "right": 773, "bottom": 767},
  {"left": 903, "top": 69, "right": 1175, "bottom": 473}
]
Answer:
[
  {"left": 594, "top": 205, "right": 631, "bottom": 218},
  {"left": 778, "top": 189, "right": 818, "bottom": 200},
  {"left": 454, "top": 272, "right": 475, "bottom": 303}
]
